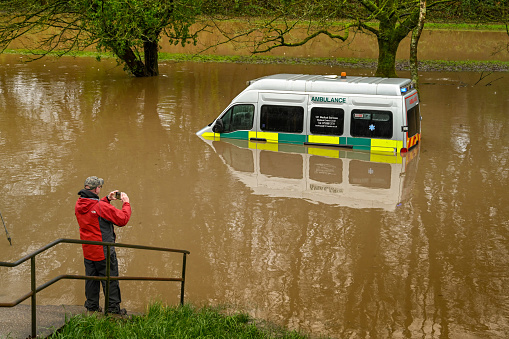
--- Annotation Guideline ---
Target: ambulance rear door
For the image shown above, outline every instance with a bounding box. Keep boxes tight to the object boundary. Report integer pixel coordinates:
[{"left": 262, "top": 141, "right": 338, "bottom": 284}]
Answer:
[{"left": 404, "top": 91, "right": 421, "bottom": 150}]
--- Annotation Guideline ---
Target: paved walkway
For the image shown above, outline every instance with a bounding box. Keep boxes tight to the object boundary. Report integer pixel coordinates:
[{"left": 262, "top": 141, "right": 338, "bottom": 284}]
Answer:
[{"left": 0, "top": 304, "right": 85, "bottom": 339}]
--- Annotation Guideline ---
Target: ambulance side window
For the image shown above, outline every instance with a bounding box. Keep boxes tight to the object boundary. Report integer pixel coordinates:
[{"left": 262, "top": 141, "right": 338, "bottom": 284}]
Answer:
[
  {"left": 260, "top": 105, "right": 304, "bottom": 133},
  {"left": 220, "top": 104, "right": 254, "bottom": 133},
  {"left": 310, "top": 107, "right": 344, "bottom": 136},
  {"left": 350, "top": 109, "right": 393, "bottom": 138}
]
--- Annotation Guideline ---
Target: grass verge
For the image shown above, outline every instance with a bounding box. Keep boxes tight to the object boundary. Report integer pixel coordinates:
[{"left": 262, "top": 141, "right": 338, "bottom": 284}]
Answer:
[
  {"left": 3, "top": 49, "right": 509, "bottom": 73},
  {"left": 158, "top": 54, "right": 509, "bottom": 72},
  {"left": 48, "top": 303, "right": 317, "bottom": 339},
  {"left": 424, "top": 22, "right": 507, "bottom": 31}
]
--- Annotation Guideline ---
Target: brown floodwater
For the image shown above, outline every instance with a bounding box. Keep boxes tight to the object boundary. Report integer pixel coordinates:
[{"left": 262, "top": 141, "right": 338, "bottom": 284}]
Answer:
[{"left": 0, "top": 54, "right": 508, "bottom": 338}]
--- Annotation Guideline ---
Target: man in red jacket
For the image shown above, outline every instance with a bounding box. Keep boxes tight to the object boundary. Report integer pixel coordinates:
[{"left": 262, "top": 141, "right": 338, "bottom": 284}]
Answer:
[{"left": 75, "top": 176, "right": 132, "bottom": 315}]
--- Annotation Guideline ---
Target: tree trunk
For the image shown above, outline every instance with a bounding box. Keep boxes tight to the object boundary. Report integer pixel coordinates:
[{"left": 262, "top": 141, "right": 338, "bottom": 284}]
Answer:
[
  {"left": 143, "top": 40, "right": 159, "bottom": 76},
  {"left": 114, "top": 46, "right": 147, "bottom": 77},
  {"left": 410, "top": 0, "right": 427, "bottom": 90},
  {"left": 375, "top": 37, "right": 400, "bottom": 78}
]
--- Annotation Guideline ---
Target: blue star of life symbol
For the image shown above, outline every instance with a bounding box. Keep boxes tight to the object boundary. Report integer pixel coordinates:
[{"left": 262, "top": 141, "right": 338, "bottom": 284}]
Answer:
[{"left": 369, "top": 124, "right": 375, "bottom": 131}]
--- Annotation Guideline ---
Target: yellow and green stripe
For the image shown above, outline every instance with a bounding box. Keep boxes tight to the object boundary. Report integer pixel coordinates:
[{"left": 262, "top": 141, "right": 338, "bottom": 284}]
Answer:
[{"left": 203, "top": 131, "right": 404, "bottom": 161}]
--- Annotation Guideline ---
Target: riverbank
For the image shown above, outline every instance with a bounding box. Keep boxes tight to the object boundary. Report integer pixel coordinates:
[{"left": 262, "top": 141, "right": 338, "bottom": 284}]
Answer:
[
  {"left": 4, "top": 49, "right": 509, "bottom": 73},
  {"left": 48, "top": 303, "right": 314, "bottom": 339},
  {"left": 157, "top": 53, "right": 509, "bottom": 73}
]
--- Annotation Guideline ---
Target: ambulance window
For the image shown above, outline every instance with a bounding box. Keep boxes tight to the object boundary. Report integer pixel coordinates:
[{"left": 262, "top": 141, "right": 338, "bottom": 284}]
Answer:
[
  {"left": 260, "top": 105, "right": 304, "bottom": 133},
  {"left": 407, "top": 105, "right": 420, "bottom": 137},
  {"left": 350, "top": 109, "right": 393, "bottom": 138},
  {"left": 220, "top": 104, "right": 254, "bottom": 133},
  {"left": 310, "top": 107, "right": 344, "bottom": 136}
]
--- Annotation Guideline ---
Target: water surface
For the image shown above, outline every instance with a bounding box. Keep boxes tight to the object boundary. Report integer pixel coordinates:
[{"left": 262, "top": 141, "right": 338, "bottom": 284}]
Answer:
[{"left": 0, "top": 54, "right": 508, "bottom": 338}]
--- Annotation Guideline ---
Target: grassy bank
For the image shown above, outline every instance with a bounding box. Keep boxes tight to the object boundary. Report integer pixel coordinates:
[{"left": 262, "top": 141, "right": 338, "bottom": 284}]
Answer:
[
  {"left": 4, "top": 48, "right": 509, "bottom": 73},
  {"left": 48, "top": 303, "right": 317, "bottom": 339},
  {"left": 156, "top": 54, "right": 509, "bottom": 72},
  {"left": 424, "top": 22, "right": 507, "bottom": 31}
]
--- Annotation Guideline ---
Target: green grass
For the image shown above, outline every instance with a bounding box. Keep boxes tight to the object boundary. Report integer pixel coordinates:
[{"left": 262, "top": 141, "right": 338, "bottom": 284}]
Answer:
[
  {"left": 331, "top": 20, "right": 507, "bottom": 32},
  {"left": 5, "top": 48, "right": 508, "bottom": 72},
  {"left": 4, "top": 47, "right": 508, "bottom": 73},
  {"left": 49, "top": 303, "right": 315, "bottom": 339},
  {"left": 2, "top": 48, "right": 116, "bottom": 59},
  {"left": 424, "top": 22, "right": 507, "bottom": 31},
  {"left": 159, "top": 54, "right": 509, "bottom": 72},
  {"left": 157, "top": 53, "right": 372, "bottom": 65}
]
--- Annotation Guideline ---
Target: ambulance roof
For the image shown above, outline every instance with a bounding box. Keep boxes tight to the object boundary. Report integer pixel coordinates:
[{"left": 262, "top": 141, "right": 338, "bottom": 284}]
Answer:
[{"left": 246, "top": 74, "right": 413, "bottom": 96}]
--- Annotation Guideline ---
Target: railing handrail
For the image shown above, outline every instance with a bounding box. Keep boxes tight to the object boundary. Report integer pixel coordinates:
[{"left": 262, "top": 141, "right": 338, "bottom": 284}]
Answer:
[
  {"left": 0, "top": 238, "right": 190, "bottom": 267},
  {"left": 0, "top": 238, "right": 190, "bottom": 338}
]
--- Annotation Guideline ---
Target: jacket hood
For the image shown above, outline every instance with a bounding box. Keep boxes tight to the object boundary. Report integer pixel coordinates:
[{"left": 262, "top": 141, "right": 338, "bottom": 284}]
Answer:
[{"left": 76, "top": 189, "right": 100, "bottom": 214}]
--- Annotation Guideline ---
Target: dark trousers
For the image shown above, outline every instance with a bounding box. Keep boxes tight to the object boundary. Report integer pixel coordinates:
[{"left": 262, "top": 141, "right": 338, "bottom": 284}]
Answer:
[{"left": 84, "top": 251, "right": 122, "bottom": 312}]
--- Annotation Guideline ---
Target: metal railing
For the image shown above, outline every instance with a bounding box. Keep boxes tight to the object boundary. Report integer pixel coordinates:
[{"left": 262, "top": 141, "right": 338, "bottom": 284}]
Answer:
[{"left": 0, "top": 238, "right": 190, "bottom": 338}]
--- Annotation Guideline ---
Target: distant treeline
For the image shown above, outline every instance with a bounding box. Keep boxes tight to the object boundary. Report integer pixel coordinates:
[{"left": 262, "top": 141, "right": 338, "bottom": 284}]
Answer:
[{"left": 203, "top": 0, "right": 506, "bottom": 24}]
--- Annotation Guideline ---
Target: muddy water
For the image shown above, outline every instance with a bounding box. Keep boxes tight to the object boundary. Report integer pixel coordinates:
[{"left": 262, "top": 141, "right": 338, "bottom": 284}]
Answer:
[{"left": 0, "top": 54, "right": 508, "bottom": 338}]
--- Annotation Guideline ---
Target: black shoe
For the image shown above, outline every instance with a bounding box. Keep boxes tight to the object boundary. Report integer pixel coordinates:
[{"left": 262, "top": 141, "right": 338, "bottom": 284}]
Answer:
[
  {"left": 108, "top": 308, "right": 127, "bottom": 316},
  {"left": 86, "top": 306, "right": 103, "bottom": 313}
]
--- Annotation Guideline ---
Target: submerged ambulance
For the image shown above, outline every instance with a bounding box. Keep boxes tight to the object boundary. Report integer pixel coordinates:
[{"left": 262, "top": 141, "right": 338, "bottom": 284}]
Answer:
[{"left": 197, "top": 73, "right": 421, "bottom": 154}]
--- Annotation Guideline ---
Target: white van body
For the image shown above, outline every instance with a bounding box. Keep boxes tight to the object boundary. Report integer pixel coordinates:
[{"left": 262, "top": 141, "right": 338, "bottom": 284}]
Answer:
[{"left": 197, "top": 74, "right": 421, "bottom": 154}]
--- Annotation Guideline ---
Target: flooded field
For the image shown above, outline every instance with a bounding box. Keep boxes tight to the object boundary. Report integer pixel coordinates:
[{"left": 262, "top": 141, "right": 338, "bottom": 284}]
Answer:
[
  {"left": 0, "top": 54, "right": 508, "bottom": 338},
  {"left": 161, "top": 25, "right": 509, "bottom": 62}
]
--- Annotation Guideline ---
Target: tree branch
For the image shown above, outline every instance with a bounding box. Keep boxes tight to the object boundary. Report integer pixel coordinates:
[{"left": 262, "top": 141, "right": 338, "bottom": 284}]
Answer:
[{"left": 252, "top": 26, "right": 352, "bottom": 54}]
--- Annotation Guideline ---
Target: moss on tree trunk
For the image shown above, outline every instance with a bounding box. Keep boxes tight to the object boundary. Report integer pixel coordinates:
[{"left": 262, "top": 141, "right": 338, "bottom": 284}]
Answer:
[{"left": 375, "top": 37, "right": 400, "bottom": 78}]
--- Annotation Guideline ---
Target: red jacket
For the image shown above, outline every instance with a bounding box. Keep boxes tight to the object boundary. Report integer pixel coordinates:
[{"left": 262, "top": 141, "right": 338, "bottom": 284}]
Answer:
[{"left": 75, "top": 189, "right": 132, "bottom": 261}]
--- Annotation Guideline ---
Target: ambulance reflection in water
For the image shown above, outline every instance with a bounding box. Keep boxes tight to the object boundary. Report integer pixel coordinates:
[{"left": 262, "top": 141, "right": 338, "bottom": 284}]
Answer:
[{"left": 203, "top": 138, "right": 419, "bottom": 211}]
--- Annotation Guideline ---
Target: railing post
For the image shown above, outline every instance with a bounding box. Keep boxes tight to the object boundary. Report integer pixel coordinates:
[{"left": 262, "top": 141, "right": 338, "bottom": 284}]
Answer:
[
  {"left": 105, "top": 245, "right": 111, "bottom": 314},
  {"left": 31, "top": 256, "right": 36, "bottom": 338},
  {"left": 1, "top": 239, "right": 189, "bottom": 327},
  {"left": 180, "top": 253, "right": 187, "bottom": 306}
]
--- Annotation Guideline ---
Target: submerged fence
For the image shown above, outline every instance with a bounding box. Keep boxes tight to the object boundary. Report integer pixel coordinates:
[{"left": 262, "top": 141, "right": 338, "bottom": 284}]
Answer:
[{"left": 0, "top": 238, "right": 190, "bottom": 338}]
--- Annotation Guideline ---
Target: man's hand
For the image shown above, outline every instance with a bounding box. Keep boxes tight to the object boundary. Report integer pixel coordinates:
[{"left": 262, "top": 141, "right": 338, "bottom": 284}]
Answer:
[
  {"left": 107, "top": 190, "right": 119, "bottom": 201},
  {"left": 121, "top": 192, "right": 130, "bottom": 204}
]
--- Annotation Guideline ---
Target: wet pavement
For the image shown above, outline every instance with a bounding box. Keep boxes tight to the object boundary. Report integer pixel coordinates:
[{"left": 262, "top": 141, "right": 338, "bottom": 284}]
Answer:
[{"left": 0, "top": 304, "right": 84, "bottom": 339}]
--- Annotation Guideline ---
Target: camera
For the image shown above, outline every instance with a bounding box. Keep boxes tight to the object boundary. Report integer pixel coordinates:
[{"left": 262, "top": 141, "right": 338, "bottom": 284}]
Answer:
[{"left": 115, "top": 191, "right": 121, "bottom": 199}]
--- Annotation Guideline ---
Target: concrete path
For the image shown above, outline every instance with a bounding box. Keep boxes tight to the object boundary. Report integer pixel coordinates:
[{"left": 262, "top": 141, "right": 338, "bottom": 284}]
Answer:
[{"left": 0, "top": 304, "right": 85, "bottom": 339}]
